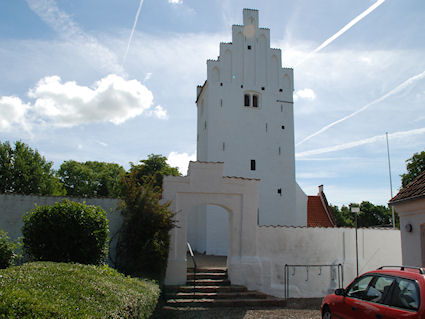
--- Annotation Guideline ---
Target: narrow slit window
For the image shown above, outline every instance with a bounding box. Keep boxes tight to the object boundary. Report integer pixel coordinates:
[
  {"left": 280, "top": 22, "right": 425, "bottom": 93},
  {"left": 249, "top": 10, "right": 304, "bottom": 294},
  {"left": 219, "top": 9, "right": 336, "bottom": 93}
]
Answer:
[
  {"left": 220, "top": 99, "right": 223, "bottom": 107},
  {"left": 204, "top": 120, "right": 207, "bottom": 130},
  {"left": 278, "top": 146, "right": 281, "bottom": 155},
  {"left": 266, "top": 123, "right": 268, "bottom": 132},
  {"left": 277, "top": 188, "right": 282, "bottom": 195},
  {"left": 252, "top": 94, "right": 258, "bottom": 107},
  {"left": 222, "top": 142, "right": 225, "bottom": 151},
  {"left": 244, "top": 94, "right": 250, "bottom": 107},
  {"left": 281, "top": 104, "right": 283, "bottom": 112},
  {"left": 250, "top": 160, "right": 256, "bottom": 171}
]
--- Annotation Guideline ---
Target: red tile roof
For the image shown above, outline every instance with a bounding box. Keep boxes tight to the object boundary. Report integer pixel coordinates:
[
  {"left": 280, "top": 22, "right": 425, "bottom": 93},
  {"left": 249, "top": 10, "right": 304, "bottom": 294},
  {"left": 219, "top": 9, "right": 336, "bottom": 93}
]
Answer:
[
  {"left": 307, "top": 185, "right": 336, "bottom": 227},
  {"left": 389, "top": 171, "right": 425, "bottom": 204}
]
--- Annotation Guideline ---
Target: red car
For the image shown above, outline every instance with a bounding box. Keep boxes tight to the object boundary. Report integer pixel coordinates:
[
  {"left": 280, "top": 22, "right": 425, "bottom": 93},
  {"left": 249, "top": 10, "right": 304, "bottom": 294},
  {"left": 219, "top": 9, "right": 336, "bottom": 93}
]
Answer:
[{"left": 321, "top": 266, "right": 424, "bottom": 319}]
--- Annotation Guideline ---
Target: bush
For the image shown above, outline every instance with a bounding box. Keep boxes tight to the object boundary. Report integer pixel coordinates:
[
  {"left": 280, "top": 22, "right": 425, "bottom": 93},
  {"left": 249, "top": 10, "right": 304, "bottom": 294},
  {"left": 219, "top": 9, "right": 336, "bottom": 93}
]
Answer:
[
  {"left": 0, "top": 262, "right": 160, "bottom": 319},
  {"left": 116, "top": 178, "right": 175, "bottom": 281},
  {"left": 0, "top": 230, "right": 14, "bottom": 269},
  {"left": 22, "top": 200, "right": 109, "bottom": 265}
]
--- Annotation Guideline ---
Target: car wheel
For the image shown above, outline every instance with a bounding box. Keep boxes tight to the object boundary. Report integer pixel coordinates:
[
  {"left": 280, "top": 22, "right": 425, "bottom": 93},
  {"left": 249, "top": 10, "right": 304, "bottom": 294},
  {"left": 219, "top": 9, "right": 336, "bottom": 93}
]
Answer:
[{"left": 322, "top": 307, "right": 332, "bottom": 319}]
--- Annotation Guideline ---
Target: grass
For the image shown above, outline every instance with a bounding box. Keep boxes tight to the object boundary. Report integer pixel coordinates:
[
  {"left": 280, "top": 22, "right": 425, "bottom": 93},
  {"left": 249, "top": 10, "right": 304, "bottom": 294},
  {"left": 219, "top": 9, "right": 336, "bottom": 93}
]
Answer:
[{"left": 0, "top": 262, "right": 160, "bottom": 319}]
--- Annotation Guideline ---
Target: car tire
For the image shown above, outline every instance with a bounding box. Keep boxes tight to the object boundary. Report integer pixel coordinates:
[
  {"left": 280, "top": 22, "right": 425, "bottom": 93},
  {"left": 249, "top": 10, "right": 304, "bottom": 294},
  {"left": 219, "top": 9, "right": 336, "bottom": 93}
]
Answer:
[{"left": 322, "top": 307, "right": 332, "bottom": 319}]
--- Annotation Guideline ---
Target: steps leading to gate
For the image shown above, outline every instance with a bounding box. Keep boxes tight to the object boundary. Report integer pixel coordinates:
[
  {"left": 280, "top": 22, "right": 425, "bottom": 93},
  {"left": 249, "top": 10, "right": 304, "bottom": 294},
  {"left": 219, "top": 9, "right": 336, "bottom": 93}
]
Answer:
[{"left": 165, "top": 267, "right": 286, "bottom": 307}]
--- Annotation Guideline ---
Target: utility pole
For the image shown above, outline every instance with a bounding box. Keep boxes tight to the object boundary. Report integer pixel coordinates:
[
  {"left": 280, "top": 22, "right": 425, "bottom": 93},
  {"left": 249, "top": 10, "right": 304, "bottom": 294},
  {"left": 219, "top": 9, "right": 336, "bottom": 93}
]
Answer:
[{"left": 386, "top": 132, "right": 395, "bottom": 228}]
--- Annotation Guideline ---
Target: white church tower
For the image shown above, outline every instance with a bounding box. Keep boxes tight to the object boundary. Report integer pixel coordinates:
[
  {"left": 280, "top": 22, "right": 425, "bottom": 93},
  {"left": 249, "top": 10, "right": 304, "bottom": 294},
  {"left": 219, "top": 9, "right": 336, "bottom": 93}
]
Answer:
[{"left": 196, "top": 9, "right": 307, "bottom": 228}]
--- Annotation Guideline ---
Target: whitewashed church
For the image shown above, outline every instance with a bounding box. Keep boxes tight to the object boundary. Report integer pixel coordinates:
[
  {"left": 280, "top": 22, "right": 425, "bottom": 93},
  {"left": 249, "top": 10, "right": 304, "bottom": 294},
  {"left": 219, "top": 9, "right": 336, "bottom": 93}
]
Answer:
[
  {"left": 162, "top": 9, "right": 401, "bottom": 298},
  {"left": 189, "top": 8, "right": 332, "bottom": 256}
]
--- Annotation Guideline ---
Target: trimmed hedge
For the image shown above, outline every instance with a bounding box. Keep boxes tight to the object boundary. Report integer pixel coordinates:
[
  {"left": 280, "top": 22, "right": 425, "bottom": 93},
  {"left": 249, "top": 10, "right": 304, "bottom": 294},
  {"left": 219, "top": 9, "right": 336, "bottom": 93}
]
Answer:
[
  {"left": 0, "top": 262, "right": 160, "bottom": 319},
  {"left": 22, "top": 200, "right": 109, "bottom": 265},
  {"left": 0, "top": 230, "right": 14, "bottom": 269}
]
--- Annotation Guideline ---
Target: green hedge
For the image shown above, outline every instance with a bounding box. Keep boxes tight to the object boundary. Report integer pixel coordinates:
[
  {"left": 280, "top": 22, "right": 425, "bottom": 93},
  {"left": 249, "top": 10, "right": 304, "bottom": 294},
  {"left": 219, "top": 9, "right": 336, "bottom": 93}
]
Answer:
[
  {"left": 22, "top": 200, "right": 109, "bottom": 264},
  {"left": 0, "top": 262, "right": 160, "bottom": 319}
]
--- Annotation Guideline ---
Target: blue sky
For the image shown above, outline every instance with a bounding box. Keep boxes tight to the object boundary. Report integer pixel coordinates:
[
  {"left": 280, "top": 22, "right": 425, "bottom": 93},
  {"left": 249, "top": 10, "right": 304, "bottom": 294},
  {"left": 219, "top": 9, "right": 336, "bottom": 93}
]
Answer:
[{"left": 1, "top": 0, "right": 424, "bottom": 207}]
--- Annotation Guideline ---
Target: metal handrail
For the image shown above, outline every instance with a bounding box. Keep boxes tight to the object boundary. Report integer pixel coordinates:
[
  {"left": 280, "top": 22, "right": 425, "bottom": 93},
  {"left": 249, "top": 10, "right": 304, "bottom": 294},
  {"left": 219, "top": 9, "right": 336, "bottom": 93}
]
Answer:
[
  {"left": 284, "top": 263, "right": 344, "bottom": 299},
  {"left": 187, "top": 242, "right": 197, "bottom": 295}
]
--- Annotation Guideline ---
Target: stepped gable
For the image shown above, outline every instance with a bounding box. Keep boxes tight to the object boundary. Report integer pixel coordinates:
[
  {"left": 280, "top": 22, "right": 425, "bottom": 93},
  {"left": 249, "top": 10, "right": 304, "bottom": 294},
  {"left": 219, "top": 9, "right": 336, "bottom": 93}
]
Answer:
[
  {"left": 307, "top": 185, "right": 336, "bottom": 227},
  {"left": 389, "top": 170, "right": 425, "bottom": 204}
]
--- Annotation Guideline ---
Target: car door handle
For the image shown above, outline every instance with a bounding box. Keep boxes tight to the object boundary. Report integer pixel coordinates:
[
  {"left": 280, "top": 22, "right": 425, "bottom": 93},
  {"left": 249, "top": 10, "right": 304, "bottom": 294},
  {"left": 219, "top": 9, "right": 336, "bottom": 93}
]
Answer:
[
  {"left": 351, "top": 306, "right": 357, "bottom": 311},
  {"left": 376, "top": 314, "right": 382, "bottom": 319}
]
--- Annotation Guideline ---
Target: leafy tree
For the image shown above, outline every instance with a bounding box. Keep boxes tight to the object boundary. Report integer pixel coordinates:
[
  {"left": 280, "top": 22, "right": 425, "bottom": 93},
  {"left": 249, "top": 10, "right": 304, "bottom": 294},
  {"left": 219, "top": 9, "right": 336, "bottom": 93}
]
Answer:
[
  {"left": 115, "top": 176, "right": 175, "bottom": 280},
  {"left": 57, "top": 160, "right": 125, "bottom": 197},
  {"left": 128, "top": 154, "right": 180, "bottom": 190},
  {"left": 115, "top": 154, "right": 179, "bottom": 280},
  {"left": 0, "top": 141, "right": 64, "bottom": 195},
  {"left": 331, "top": 201, "right": 397, "bottom": 228},
  {"left": 401, "top": 150, "right": 425, "bottom": 188}
]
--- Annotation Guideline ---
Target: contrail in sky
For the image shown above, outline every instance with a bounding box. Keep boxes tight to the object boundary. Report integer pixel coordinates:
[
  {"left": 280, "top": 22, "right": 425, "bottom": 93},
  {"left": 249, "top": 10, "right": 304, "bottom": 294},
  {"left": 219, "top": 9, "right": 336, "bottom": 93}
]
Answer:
[
  {"left": 26, "top": 0, "right": 124, "bottom": 75},
  {"left": 296, "top": 127, "right": 425, "bottom": 158},
  {"left": 296, "top": 69, "right": 425, "bottom": 146},
  {"left": 123, "top": 0, "right": 144, "bottom": 66},
  {"left": 295, "top": 0, "right": 386, "bottom": 67}
]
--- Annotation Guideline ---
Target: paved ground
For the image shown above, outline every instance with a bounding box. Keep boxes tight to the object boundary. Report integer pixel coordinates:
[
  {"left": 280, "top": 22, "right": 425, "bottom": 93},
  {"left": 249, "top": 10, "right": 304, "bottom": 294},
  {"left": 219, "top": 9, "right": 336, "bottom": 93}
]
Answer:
[{"left": 152, "top": 306, "right": 321, "bottom": 319}]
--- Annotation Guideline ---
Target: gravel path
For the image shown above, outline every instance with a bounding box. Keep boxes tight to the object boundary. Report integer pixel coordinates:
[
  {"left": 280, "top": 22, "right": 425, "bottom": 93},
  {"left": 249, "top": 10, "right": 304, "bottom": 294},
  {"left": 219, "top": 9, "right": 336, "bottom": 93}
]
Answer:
[{"left": 152, "top": 306, "right": 321, "bottom": 319}]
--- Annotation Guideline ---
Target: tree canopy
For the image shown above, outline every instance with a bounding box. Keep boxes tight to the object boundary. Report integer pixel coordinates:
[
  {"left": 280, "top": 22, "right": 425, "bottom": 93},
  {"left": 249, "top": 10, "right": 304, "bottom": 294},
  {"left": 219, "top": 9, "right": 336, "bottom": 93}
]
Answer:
[
  {"left": 57, "top": 160, "right": 125, "bottom": 197},
  {"left": 330, "top": 201, "right": 397, "bottom": 228},
  {"left": 127, "top": 154, "right": 180, "bottom": 190},
  {"left": 115, "top": 154, "right": 179, "bottom": 280},
  {"left": 0, "top": 141, "right": 64, "bottom": 195},
  {"left": 401, "top": 150, "right": 425, "bottom": 188}
]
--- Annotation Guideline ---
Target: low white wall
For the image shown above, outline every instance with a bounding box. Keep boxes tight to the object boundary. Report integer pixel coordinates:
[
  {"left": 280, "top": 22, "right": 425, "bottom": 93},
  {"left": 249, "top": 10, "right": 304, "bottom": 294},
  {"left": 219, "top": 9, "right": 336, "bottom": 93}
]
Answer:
[
  {"left": 0, "top": 194, "right": 122, "bottom": 264},
  {"left": 228, "top": 226, "right": 401, "bottom": 298}
]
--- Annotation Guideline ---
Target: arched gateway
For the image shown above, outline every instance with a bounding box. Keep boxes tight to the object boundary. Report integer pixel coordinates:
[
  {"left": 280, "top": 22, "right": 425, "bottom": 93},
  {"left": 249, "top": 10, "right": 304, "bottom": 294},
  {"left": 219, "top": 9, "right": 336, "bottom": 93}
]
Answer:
[{"left": 162, "top": 161, "right": 259, "bottom": 285}]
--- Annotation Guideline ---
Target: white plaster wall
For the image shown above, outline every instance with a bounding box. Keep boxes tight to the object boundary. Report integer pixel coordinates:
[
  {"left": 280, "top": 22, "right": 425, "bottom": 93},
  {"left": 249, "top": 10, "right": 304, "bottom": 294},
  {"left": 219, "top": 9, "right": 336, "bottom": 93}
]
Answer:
[
  {"left": 187, "top": 205, "right": 207, "bottom": 253},
  {"left": 197, "top": 9, "right": 300, "bottom": 228},
  {"left": 163, "top": 162, "right": 259, "bottom": 285},
  {"left": 206, "top": 205, "right": 228, "bottom": 255},
  {"left": 229, "top": 226, "right": 401, "bottom": 298},
  {"left": 0, "top": 194, "right": 122, "bottom": 264},
  {"left": 392, "top": 200, "right": 425, "bottom": 267}
]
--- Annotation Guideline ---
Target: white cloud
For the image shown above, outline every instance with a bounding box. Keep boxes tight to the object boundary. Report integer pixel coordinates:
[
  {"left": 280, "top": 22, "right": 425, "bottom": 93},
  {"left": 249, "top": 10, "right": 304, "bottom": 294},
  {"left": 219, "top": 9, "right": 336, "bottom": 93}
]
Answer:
[
  {"left": 26, "top": 0, "right": 124, "bottom": 75},
  {"left": 0, "top": 96, "right": 30, "bottom": 131},
  {"left": 293, "top": 88, "right": 316, "bottom": 101},
  {"left": 0, "top": 74, "right": 166, "bottom": 131},
  {"left": 168, "top": 0, "right": 183, "bottom": 4},
  {"left": 167, "top": 151, "right": 196, "bottom": 175}
]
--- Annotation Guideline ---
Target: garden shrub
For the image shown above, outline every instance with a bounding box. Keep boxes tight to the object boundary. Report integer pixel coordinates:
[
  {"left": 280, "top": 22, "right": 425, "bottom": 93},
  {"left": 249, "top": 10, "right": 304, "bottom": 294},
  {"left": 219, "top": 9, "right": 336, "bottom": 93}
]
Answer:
[
  {"left": 0, "top": 230, "right": 14, "bottom": 269},
  {"left": 0, "top": 262, "right": 160, "bottom": 319},
  {"left": 22, "top": 200, "right": 109, "bottom": 265},
  {"left": 115, "top": 177, "right": 175, "bottom": 281}
]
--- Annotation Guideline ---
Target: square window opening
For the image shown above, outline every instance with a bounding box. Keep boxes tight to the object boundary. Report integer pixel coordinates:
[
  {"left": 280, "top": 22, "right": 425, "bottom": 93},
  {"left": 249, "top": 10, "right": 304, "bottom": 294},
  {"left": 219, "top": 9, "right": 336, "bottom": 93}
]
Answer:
[
  {"left": 253, "top": 94, "right": 259, "bottom": 107},
  {"left": 250, "top": 160, "right": 256, "bottom": 171},
  {"left": 244, "top": 94, "right": 250, "bottom": 107}
]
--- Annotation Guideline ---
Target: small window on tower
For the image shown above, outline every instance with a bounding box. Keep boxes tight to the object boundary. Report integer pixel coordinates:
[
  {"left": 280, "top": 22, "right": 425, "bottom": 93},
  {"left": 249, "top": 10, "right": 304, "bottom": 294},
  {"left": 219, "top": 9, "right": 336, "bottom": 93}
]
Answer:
[
  {"left": 281, "top": 125, "right": 285, "bottom": 130},
  {"left": 244, "top": 94, "right": 250, "bottom": 107},
  {"left": 250, "top": 160, "right": 256, "bottom": 171},
  {"left": 248, "top": 45, "right": 252, "bottom": 50},
  {"left": 279, "top": 89, "right": 283, "bottom": 92},
  {"left": 277, "top": 188, "right": 282, "bottom": 195},
  {"left": 220, "top": 99, "right": 223, "bottom": 107},
  {"left": 252, "top": 94, "right": 259, "bottom": 107}
]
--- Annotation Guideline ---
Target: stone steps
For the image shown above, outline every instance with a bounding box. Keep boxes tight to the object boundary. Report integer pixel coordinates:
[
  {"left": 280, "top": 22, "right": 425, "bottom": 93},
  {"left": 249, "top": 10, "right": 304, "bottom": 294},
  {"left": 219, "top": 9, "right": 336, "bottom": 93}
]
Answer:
[{"left": 164, "top": 266, "right": 286, "bottom": 308}]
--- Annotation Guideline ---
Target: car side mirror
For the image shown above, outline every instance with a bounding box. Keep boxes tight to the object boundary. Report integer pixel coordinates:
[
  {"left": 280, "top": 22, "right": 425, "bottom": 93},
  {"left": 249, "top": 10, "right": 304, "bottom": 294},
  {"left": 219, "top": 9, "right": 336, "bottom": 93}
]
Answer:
[{"left": 335, "top": 288, "right": 346, "bottom": 296}]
